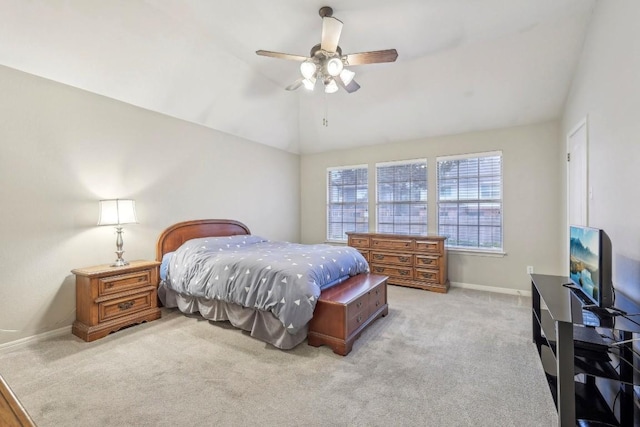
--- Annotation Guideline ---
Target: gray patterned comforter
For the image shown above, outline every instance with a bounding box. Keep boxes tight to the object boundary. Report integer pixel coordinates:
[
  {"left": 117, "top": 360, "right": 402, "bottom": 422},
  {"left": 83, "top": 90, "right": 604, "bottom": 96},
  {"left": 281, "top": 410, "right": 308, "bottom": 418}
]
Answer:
[{"left": 165, "top": 235, "right": 369, "bottom": 334}]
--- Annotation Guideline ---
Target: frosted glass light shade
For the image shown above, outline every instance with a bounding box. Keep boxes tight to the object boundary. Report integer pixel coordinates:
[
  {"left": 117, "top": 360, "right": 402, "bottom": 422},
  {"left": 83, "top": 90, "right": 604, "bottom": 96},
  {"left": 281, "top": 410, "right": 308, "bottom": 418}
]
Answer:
[
  {"left": 300, "top": 61, "right": 317, "bottom": 79},
  {"left": 97, "top": 199, "right": 138, "bottom": 225},
  {"left": 302, "top": 77, "right": 316, "bottom": 90},
  {"left": 324, "top": 78, "right": 338, "bottom": 94},
  {"left": 339, "top": 68, "right": 355, "bottom": 85},
  {"left": 326, "top": 58, "right": 343, "bottom": 77}
]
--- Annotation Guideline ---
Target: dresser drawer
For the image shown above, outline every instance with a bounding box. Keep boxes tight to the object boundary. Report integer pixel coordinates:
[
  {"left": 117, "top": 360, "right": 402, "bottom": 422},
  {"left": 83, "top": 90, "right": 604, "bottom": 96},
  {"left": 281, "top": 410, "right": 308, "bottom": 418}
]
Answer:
[
  {"left": 357, "top": 250, "right": 370, "bottom": 262},
  {"left": 98, "top": 291, "right": 154, "bottom": 323},
  {"left": 414, "top": 268, "right": 441, "bottom": 284},
  {"left": 99, "top": 270, "right": 152, "bottom": 296},
  {"left": 371, "top": 252, "right": 412, "bottom": 265},
  {"left": 346, "top": 293, "right": 369, "bottom": 334},
  {"left": 368, "top": 283, "right": 386, "bottom": 317},
  {"left": 372, "top": 238, "right": 413, "bottom": 251},
  {"left": 415, "top": 255, "right": 440, "bottom": 268},
  {"left": 371, "top": 264, "right": 412, "bottom": 279},
  {"left": 415, "top": 239, "right": 443, "bottom": 253},
  {"left": 349, "top": 236, "right": 370, "bottom": 249}
]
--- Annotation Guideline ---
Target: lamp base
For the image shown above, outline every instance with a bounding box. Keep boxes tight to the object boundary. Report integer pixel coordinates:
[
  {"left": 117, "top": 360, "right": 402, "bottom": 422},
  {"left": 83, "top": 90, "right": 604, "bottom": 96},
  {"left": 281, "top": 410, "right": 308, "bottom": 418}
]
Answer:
[
  {"left": 111, "top": 228, "right": 129, "bottom": 267},
  {"left": 111, "top": 259, "right": 130, "bottom": 267}
]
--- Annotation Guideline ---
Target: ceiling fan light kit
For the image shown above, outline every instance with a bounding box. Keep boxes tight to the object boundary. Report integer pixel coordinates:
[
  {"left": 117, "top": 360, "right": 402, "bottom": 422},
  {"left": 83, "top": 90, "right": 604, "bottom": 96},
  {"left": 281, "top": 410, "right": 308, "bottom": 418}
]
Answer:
[{"left": 256, "top": 6, "right": 398, "bottom": 94}]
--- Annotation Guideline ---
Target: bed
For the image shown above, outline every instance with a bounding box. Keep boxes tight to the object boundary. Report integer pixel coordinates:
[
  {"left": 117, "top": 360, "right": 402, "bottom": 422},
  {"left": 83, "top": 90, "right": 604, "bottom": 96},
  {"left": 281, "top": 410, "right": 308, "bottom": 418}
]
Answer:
[{"left": 155, "top": 219, "right": 371, "bottom": 350}]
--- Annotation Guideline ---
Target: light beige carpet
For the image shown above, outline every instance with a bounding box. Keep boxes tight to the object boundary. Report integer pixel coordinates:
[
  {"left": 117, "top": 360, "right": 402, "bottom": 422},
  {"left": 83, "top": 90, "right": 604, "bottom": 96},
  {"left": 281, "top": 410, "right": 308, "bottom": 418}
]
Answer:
[{"left": 1, "top": 285, "right": 557, "bottom": 426}]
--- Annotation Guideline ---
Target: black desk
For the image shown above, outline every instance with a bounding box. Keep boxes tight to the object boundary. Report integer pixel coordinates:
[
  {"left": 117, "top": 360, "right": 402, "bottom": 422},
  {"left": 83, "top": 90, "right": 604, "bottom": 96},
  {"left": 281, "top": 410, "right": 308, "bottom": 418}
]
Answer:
[{"left": 531, "top": 274, "right": 640, "bottom": 426}]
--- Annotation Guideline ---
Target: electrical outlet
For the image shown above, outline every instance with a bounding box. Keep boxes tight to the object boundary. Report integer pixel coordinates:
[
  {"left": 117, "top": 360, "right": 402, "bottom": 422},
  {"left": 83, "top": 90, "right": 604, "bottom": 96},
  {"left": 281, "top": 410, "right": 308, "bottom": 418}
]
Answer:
[{"left": 527, "top": 266, "right": 534, "bottom": 274}]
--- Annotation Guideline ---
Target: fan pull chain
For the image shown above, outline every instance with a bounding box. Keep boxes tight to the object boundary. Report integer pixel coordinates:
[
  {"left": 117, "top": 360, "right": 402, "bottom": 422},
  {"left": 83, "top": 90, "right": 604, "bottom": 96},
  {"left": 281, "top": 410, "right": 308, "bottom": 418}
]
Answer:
[{"left": 323, "top": 92, "right": 329, "bottom": 127}]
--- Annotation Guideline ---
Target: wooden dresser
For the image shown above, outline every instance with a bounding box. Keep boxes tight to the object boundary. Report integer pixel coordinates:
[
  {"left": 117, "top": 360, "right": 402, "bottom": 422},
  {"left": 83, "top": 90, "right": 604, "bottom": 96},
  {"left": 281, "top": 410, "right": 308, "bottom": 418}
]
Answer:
[
  {"left": 308, "top": 274, "right": 388, "bottom": 356},
  {"left": 72, "top": 260, "right": 161, "bottom": 342},
  {"left": 347, "top": 232, "right": 449, "bottom": 293}
]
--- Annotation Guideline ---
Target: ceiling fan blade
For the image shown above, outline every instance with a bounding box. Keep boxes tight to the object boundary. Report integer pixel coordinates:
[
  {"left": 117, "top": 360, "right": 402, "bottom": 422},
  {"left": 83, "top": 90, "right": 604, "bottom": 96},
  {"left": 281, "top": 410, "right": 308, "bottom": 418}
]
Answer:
[
  {"left": 336, "top": 75, "right": 361, "bottom": 94},
  {"left": 286, "top": 78, "right": 304, "bottom": 91},
  {"left": 256, "top": 50, "right": 308, "bottom": 62},
  {"left": 320, "top": 17, "right": 343, "bottom": 53},
  {"left": 344, "top": 49, "right": 398, "bottom": 66}
]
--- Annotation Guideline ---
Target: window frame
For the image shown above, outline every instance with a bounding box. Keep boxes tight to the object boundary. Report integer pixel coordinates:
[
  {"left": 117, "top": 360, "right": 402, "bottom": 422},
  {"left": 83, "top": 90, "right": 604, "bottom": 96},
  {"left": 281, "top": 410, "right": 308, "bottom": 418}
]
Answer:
[
  {"left": 326, "top": 164, "right": 369, "bottom": 243},
  {"left": 436, "top": 151, "right": 504, "bottom": 253},
  {"left": 375, "top": 158, "right": 428, "bottom": 236}
]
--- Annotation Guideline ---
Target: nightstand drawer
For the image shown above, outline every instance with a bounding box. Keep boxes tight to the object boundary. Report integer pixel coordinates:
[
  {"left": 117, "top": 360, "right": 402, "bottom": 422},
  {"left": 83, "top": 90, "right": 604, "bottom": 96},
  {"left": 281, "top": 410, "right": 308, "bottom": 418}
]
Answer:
[
  {"left": 99, "top": 270, "right": 151, "bottom": 296},
  {"left": 99, "top": 291, "right": 154, "bottom": 323}
]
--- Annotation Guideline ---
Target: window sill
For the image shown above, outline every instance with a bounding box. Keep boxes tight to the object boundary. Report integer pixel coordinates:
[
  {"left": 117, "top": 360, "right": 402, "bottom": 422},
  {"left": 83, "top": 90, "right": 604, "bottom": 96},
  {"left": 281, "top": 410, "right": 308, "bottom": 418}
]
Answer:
[
  {"left": 447, "top": 248, "right": 506, "bottom": 257},
  {"left": 325, "top": 240, "right": 348, "bottom": 245}
]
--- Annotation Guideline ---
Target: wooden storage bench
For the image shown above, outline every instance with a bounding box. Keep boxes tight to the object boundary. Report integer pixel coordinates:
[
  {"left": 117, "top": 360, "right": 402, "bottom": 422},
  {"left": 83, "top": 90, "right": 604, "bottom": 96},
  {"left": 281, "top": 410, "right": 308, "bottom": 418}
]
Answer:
[{"left": 308, "top": 273, "right": 388, "bottom": 356}]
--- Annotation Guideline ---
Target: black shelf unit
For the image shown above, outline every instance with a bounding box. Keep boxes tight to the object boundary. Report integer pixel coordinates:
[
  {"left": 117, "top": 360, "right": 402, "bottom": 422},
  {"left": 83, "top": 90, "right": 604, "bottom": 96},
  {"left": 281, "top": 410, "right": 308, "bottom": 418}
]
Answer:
[{"left": 531, "top": 274, "right": 640, "bottom": 426}]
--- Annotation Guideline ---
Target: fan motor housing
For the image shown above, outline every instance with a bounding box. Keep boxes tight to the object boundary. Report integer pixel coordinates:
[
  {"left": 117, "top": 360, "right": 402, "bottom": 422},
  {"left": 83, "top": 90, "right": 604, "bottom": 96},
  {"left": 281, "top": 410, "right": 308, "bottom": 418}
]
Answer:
[{"left": 310, "top": 43, "right": 342, "bottom": 58}]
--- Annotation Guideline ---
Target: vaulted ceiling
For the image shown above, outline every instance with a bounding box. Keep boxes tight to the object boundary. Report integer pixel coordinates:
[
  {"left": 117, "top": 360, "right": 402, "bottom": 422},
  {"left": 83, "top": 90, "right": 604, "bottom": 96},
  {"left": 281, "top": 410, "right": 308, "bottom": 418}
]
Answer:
[{"left": 0, "top": 0, "right": 595, "bottom": 154}]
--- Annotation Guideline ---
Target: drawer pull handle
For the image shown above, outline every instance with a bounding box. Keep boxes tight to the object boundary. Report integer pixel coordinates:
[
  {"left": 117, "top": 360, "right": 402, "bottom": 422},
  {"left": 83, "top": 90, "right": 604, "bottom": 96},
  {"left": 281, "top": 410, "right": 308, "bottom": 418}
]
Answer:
[
  {"left": 374, "top": 267, "right": 384, "bottom": 273},
  {"left": 421, "top": 259, "right": 434, "bottom": 265},
  {"left": 357, "top": 315, "right": 363, "bottom": 323},
  {"left": 356, "top": 301, "right": 363, "bottom": 308},
  {"left": 373, "top": 254, "right": 384, "bottom": 260},
  {"left": 105, "top": 283, "right": 114, "bottom": 289},
  {"left": 399, "top": 270, "right": 410, "bottom": 276},
  {"left": 421, "top": 273, "right": 434, "bottom": 279},
  {"left": 118, "top": 301, "right": 135, "bottom": 311},
  {"left": 138, "top": 277, "right": 145, "bottom": 282},
  {"left": 376, "top": 301, "right": 380, "bottom": 307},
  {"left": 375, "top": 289, "right": 380, "bottom": 295},
  {"left": 399, "top": 256, "right": 410, "bottom": 262}
]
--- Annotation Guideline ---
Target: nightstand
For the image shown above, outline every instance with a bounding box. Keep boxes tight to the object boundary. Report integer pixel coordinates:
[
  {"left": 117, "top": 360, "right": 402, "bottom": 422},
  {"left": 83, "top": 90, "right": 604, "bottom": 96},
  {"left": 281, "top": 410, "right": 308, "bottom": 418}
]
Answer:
[{"left": 71, "top": 260, "right": 161, "bottom": 342}]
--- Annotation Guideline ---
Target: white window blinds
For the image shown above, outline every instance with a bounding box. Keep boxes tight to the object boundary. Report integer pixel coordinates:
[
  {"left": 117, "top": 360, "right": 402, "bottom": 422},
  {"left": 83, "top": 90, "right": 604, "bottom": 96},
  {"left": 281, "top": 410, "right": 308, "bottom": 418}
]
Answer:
[
  {"left": 327, "top": 165, "right": 369, "bottom": 241},
  {"left": 376, "top": 159, "right": 427, "bottom": 235},
  {"left": 437, "top": 152, "right": 502, "bottom": 250}
]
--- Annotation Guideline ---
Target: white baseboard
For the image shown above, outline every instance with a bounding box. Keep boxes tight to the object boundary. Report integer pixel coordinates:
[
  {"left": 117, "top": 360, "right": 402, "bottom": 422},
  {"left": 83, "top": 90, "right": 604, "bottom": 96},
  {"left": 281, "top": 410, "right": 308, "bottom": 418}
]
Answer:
[
  {"left": 450, "top": 281, "right": 532, "bottom": 297},
  {"left": 0, "top": 326, "right": 72, "bottom": 354},
  {"left": 1, "top": 283, "right": 529, "bottom": 352}
]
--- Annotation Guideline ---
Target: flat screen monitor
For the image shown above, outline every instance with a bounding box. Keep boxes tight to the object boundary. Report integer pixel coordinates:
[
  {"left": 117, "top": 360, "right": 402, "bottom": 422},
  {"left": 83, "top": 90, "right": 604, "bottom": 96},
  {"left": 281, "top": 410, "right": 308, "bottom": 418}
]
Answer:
[{"left": 569, "top": 225, "right": 613, "bottom": 308}]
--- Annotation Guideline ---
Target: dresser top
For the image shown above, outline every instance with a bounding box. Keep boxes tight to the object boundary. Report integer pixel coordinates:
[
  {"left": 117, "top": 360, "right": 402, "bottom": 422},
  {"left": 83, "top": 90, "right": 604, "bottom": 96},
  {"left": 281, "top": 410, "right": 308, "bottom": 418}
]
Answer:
[
  {"left": 346, "top": 232, "right": 447, "bottom": 241},
  {"left": 71, "top": 259, "right": 160, "bottom": 277}
]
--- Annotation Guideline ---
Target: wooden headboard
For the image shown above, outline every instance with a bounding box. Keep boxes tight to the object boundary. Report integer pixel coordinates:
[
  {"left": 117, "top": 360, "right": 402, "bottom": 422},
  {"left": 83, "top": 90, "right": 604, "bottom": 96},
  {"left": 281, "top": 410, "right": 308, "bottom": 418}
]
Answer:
[{"left": 155, "top": 219, "right": 251, "bottom": 261}]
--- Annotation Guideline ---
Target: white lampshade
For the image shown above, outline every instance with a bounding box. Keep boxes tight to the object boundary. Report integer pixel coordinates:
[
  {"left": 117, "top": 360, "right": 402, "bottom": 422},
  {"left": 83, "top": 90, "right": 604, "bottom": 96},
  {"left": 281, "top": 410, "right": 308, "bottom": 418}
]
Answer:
[
  {"left": 339, "top": 68, "right": 355, "bottom": 85},
  {"left": 326, "top": 57, "right": 343, "bottom": 77},
  {"left": 300, "top": 61, "right": 317, "bottom": 79},
  {"left": 97, "top": 199, "right": 138, "bottom": 226},
  {"left": 302, "top": 76, "right": 316, "bottom": 90},
  {"left": 324, "top": 78, "right": 339, "bottom": 94}
]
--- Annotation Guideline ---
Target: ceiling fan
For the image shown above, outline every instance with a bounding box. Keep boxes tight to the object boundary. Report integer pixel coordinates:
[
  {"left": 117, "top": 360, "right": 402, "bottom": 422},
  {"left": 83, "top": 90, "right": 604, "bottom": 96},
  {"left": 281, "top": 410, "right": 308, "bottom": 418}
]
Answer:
[{"left": 256, "top": 6, "right": 398, "bottom": 94}]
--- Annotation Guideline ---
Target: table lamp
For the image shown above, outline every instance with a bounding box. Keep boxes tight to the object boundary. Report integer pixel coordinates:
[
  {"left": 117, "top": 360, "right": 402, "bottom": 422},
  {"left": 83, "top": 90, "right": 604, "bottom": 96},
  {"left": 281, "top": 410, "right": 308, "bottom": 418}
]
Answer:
[{"left": 97, "top": 199, "right": 138, "bottom": 267}]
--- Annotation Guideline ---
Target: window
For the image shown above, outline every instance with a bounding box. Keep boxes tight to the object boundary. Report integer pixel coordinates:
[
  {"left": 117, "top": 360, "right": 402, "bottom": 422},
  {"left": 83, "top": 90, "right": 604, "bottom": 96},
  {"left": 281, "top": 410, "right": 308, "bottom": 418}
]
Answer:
[
  {"left": 437, "top": 152, "right": 502, "bottom": 250},
  {"left": 327, "top": 165, "right": 369, "bottom": 241},
  {"left": 376, "top": 159, "right": 427, "bottom": 235}
]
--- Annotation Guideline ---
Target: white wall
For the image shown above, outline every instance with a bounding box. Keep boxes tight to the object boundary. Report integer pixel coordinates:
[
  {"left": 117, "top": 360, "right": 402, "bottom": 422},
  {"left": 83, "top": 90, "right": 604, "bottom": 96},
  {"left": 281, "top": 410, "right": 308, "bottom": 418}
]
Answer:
[
  {"left": 0, "top": 65, "right": 300, "bottom": 345},
  {"left": 300, "top": 122, "right": 564, "bottom": 293},
  {"left": 562, "top": 0, "right": 640, "bottom": 301}
]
